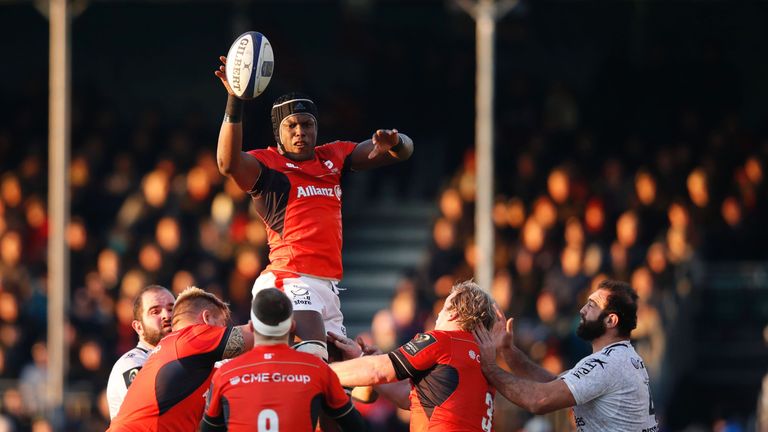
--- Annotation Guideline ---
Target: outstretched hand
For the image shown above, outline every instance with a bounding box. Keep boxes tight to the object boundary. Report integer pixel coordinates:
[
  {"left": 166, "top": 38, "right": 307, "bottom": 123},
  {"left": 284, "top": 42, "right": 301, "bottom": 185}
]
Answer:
[
  {"left": 492, "top": 303, "right": 516, "bottom": 352},
  {"left": 367, "top": 129, "right": 399, "bottom": 159},
  {"left": 214, "top": 56, "right": 235, "bottom": 96}
]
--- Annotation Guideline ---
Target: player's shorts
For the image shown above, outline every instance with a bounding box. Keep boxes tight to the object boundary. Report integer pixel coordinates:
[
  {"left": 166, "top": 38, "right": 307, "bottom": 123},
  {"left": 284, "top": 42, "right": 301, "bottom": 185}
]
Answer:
[{"left": 252, "top": 271, "right": 346, "bottom": 337}]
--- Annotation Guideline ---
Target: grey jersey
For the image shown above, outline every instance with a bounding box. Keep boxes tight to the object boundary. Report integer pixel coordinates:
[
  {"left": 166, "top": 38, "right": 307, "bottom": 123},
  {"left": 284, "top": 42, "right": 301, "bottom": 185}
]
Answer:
[
  {"left": 106, "top": 342, "right": 152, "bottom": 419},
  {"left": 561, "top": 341, "right": 658, "bottom": 432}
]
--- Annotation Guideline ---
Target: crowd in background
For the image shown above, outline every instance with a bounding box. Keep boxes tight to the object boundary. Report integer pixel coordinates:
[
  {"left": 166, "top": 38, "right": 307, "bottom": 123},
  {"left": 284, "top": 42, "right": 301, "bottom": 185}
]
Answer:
[{"left": 2, "top": 82, "right": 766, "bottom": 431}]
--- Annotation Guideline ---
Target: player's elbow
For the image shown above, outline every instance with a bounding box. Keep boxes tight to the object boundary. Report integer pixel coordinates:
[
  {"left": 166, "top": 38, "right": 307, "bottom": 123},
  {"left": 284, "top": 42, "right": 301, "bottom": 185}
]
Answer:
[{"left": 217, "top": 158, "right": 232, "bottom": 176}]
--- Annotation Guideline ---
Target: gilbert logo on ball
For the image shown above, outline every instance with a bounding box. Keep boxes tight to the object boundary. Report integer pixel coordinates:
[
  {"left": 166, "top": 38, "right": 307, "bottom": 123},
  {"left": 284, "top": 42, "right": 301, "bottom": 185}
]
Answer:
[{"left": 225, "top": 31, "right": 274, "bottom": 100}]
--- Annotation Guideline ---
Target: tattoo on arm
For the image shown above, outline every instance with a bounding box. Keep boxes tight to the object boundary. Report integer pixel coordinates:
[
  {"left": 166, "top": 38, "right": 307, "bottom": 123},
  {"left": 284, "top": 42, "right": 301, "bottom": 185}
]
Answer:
[{"left": 223, "top": 326, "right": 246, "bottom": 359}]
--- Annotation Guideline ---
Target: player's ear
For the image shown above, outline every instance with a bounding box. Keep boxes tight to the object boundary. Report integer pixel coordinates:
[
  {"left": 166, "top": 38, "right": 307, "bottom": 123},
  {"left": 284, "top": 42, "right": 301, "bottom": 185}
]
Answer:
[
  {"left": 447, "top": 310, "right": 459, "bottom": 322},
  {"left": 605, "top": 313, "right": 618, "bottom": 329},
  {"left": 131, "top": 320, "right": 143, "bottom": 336},
  {"left": 201, "top": 309, "right": 212, "bottom": 325}
]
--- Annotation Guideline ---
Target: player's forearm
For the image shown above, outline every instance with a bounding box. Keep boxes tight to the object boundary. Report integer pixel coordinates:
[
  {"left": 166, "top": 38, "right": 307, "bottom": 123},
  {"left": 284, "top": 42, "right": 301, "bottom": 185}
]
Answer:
[
  {"left": 217, "top": 95, "right": 245, "bottom": 176},
  {"left": 480, "top": 361, "right": 555, "bottom": 415},
  {"left": 330, "top": 355, "right": 396, "bottom": 387},
  {"left": 500, "top": 346, "right": 557, "bottom": 383},
  {"left": 217, "top": 122, "right": 244, "bottom": 176}
]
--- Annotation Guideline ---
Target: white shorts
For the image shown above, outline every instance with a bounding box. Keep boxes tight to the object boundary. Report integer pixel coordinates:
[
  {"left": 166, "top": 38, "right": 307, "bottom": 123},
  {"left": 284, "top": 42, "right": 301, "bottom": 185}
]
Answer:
[{"left": 252, "top": 272, "right": 346, "bottom": 337}]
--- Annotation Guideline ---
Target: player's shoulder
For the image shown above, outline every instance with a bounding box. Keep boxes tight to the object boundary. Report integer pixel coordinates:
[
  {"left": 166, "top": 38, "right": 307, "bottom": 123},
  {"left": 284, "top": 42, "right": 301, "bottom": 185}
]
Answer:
[
  {"left": 247, "top": 146, "right": 278, "bottom": 162},
  {"left": 315, "top": 140, "right": 357, "bottom": 157},
  {"left": 598, "top": 341, "right": 635, "bottom": 360},
  {"left": 113, "top": 346, "right": 150, "bottom": 370},
  {"left": 288, "top": 348, "right": 330, "bottom": 368},
  {"left": 400, "top": 331, "right": 443, "bottom": 356}
]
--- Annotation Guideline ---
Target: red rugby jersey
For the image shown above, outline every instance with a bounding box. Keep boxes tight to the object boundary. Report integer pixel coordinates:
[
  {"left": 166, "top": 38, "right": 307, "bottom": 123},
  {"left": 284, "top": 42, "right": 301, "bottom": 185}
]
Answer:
[
  {"left": 204, "top": 344, "right": 353, "bottom": 431},
  {"left": 107, "top": 324, "right": 231, "bottom": 432},
  {"left": 389, "top": 330, "right": 496, "bottom": 432},
  {"left": 247, "top": 142, "right": 357, "bottom": 281}
]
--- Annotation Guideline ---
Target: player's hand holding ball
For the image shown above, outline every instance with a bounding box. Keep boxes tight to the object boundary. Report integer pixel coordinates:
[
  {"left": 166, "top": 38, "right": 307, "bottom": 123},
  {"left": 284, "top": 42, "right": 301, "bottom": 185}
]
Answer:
[{"left": 215, "top": 31, "right": 274, "bottom": 100}]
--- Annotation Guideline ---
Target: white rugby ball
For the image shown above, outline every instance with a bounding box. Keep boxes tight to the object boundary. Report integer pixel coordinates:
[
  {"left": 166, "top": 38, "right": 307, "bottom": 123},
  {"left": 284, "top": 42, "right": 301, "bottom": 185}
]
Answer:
[{"left": 225, "top": 31, "right": 274, "bottom": 100}]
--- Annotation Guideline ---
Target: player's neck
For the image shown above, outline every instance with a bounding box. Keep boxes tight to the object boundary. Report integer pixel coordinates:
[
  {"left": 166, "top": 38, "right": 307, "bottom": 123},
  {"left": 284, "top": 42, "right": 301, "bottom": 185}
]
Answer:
[
  {"left": 435, "top": 321, "right": 463, "bottom": 332},
  {"left": 254, "top": 339, "right": 289, "bottom": 347},
  {"left": 590, "top": 334, "right": 628, "bottom": 353}
]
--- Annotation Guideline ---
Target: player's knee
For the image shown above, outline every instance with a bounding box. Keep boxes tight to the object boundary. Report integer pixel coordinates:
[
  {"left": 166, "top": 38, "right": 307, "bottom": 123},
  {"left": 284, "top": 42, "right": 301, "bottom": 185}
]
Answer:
[{"left": 293, "top": 340, "right": 328, "bottom": 362}]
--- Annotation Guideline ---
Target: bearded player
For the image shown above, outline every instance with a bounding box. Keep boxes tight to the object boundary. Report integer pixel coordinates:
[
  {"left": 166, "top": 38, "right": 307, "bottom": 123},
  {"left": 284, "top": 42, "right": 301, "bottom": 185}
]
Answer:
[
  {"left": 214, "top": 56, "right": 414, "bottom": 362},
  {"left": 106, "top": 285, "right": 174, "bottom": 419}
]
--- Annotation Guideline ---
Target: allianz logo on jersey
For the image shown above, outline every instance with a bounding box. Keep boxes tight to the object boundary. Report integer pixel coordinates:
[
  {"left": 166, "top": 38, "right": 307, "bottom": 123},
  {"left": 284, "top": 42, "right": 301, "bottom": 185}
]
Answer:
[
  {"left": 296, "top": 185, "right": 342, "bottom": 200},
  {"left": 229, "top": 373, "right": 312, "bottom": 386}
]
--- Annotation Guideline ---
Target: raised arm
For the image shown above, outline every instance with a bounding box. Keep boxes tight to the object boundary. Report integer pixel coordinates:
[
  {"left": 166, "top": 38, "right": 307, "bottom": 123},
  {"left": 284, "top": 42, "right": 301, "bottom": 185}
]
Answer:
[
  {"left": 348, "top": 129, "right": 413, "bottom": 171},
  {"left": 489, "top": 305, "right": 557, "bottom": 383},
  {"left": 474, "top": 325, "right": 575, "bottom": 415},
  {"left": 214, "top": 56, "right": 263, "bottom": 192}
]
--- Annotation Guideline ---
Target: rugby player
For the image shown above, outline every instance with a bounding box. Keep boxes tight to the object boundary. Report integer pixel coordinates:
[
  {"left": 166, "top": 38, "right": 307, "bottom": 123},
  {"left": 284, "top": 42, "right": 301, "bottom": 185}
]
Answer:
[
  {"left": 474, "top": 279, "right": 659, "bottom": 432},
  {"left": 214, "top": 56, "right": 414, "bottom": 362}
]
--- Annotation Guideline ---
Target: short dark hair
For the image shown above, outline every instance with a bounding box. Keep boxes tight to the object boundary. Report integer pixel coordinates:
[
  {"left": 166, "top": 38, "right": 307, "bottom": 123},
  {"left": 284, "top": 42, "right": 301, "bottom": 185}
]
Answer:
[
  {"left": 133, "top": 285, "right": 171, "bottom": 321},
  {"left": 598, "top": 279, "right": 639, "bottom": 337},
  {"left": 252, "top": 288, "right": 293, "bottom": 325}
]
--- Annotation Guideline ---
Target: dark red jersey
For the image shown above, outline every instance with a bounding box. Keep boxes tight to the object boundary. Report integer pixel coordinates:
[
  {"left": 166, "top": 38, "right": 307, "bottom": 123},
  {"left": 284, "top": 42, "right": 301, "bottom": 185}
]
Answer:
[
  {"left": 107, "top": 324, "right": 232, "bottom": 432},
  {"left": 247, "top": 142, "right": 357, "bottom": 281},
  {"left": 203, "top": 344, "right": 354, "bottom": 431},
  {"left": 389, "top": 330, "right": 496, "bottom": 432}
]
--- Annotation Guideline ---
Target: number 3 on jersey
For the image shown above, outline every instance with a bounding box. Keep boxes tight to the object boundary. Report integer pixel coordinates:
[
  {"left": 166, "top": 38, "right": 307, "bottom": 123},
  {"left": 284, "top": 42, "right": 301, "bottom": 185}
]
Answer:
[
  {"left": 481, "top": 392, "right": 494, "bottom": 432},
  {"left": 258, "top": 409, "right": 278, "bottom": 432}
]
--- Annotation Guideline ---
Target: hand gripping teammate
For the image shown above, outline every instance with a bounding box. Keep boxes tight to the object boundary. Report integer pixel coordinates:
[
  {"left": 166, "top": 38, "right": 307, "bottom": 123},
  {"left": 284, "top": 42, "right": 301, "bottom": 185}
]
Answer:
[
  {"left": 474, "top": 279, "right": 659, "bottom": 432},
  {"left": 214, "top": 56, "right": 414, "bottom": 363}
]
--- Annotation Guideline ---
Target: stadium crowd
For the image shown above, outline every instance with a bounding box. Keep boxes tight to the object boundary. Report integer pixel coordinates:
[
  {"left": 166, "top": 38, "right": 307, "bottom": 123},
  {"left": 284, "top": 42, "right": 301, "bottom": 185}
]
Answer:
[{"left": 1, "top": 88, "right": 766, "bottom": 430}]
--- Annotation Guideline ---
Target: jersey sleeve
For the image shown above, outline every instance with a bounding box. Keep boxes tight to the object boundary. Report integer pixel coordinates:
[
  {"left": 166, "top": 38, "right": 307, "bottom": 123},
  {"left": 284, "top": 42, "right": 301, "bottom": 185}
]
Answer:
[
  {"left": 321, "top": 363, "right": 355, "bottom": 418},
  {"left": 388, "top": 332, "right": 445, "bottom": 381},
  {"left": 561, "top": 354, "right": 617, "bottom": 405}
]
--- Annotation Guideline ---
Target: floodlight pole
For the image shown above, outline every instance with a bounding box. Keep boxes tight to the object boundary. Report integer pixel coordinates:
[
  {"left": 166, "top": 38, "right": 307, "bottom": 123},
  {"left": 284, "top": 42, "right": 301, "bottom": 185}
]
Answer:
[
  {"left": 48, "top": 0, "right": 71, "bottom": 427},
  {"left": 456, "top": 0, "right": 516, "bottom": 293}
]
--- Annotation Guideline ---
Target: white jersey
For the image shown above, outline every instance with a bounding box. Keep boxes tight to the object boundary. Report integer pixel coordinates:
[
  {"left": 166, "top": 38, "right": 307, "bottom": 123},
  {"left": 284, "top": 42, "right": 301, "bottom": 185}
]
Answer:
[
  {"left": 106, "top": 342, "right": 152, "bottom": 419},
  {"left": 561, "top": 341, "right": 659, "bottom": 432}
]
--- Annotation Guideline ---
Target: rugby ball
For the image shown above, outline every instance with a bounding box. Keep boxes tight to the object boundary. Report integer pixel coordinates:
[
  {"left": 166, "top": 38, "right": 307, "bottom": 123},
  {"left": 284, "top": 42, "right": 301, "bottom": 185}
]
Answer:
[{"left": 225, "top": 31, "right": 274, "bottom": 100}]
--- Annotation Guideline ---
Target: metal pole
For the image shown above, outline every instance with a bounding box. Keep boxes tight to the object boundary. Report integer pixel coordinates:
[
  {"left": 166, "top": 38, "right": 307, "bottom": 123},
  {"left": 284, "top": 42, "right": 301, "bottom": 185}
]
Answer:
[
  {"left": 474, "top": 0, "right": 495, "bottom": 293},
  {"left": 48, "top": 0, "right": 70, "bottom": 427}
]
